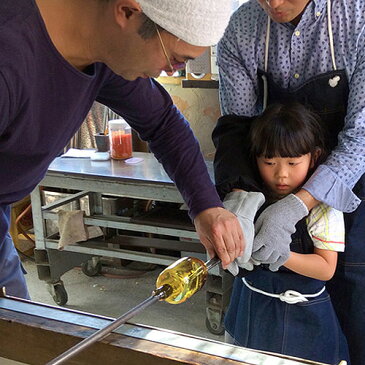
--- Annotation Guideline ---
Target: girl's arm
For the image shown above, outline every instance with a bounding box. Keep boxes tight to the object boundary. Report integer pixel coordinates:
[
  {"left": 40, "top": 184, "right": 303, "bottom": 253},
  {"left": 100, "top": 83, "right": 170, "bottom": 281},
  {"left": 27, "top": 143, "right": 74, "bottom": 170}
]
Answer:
[{"left": 283, "top": 248, "right": 337, "bottom": 281}]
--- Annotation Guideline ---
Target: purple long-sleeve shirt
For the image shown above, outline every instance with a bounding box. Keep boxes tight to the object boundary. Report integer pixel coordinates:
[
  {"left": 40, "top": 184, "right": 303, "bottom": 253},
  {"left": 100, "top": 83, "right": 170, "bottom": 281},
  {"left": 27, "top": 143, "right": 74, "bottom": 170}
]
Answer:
[{"left": 0, "top": 0, "right": 223, "bottom": 218}]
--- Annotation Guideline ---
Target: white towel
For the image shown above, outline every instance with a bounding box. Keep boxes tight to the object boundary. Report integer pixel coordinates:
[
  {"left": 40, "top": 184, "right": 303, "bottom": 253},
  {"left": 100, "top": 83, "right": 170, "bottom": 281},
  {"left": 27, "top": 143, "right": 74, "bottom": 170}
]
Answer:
[{"left": 136, "top": 0, "right": 232, "bottom": 46}]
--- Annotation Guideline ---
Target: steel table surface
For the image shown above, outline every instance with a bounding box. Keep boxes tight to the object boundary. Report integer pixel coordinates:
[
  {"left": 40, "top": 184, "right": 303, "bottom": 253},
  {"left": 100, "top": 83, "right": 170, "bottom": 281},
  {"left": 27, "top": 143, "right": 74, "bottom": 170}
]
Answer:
[
  {"left": 41, "top": 152, "right": 214, "bottom": 202},
  {"left": 30, "top": 151, "right": 215, "bottom": 273}
]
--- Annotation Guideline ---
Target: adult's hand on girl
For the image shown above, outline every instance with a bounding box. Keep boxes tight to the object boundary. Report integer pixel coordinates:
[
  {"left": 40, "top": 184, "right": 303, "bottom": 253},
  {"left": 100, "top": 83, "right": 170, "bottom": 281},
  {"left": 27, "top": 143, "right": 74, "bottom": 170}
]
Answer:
[{"left": 251, "top": 194, "right": 308, "bottom": 271}]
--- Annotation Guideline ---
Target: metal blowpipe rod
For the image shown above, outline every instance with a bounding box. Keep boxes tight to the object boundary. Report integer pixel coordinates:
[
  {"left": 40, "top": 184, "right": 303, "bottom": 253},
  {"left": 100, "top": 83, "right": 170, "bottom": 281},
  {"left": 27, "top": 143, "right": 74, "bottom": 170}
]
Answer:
[
  {"left": 205, "top": 256, "right": 220, "bottom": 271},
  {"left": 46, "top": 257, "right": 220, "bottom": 365},
  {"left": 46, "top": 291, "right": 164, "bottom": 365}
]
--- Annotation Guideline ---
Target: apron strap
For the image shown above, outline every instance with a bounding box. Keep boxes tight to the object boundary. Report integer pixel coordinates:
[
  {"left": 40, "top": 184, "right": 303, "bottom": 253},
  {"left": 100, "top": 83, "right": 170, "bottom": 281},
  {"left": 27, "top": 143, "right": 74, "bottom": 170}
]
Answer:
[
  {"left": 242, "top": 278, "right": 326, "bottom": 304},
  {"left": 264, "top": 17, "right": 270, "bottom": 73},
  {"left": 327, "top": 0, "right": 337, "bottom": 71}
]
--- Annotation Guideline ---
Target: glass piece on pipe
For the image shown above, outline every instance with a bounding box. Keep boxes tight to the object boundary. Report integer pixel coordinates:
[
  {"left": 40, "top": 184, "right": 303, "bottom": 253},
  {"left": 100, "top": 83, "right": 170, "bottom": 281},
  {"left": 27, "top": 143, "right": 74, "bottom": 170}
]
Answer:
[{"left": 155, "top": 257, "right": 208, "bottom": 304}]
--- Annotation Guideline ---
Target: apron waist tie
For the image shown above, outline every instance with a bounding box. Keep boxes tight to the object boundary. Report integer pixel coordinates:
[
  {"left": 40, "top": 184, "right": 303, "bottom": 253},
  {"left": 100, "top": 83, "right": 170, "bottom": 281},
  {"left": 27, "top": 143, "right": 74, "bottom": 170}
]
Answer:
[{"left": 242, "top": 278, "right": 326, "bottom": 304}]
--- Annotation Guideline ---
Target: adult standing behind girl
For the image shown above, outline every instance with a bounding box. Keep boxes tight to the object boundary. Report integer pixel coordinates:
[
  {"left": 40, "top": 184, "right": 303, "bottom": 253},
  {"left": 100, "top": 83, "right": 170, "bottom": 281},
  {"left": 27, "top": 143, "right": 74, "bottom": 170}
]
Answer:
[{"left": 224, "top": 103, "right": 350, "bottom": 364}]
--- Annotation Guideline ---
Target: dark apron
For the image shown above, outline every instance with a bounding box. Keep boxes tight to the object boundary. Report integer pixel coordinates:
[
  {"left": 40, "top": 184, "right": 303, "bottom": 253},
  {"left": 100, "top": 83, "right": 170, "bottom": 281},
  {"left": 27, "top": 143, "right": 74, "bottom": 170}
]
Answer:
[
  {"left": 259, "top": 68, "right": 365, "bottom": 365},
  {"left": 225, "top": 269, "right": 349, "bottom": 364},
  {"left": 225, "top": 209, "right": 350, "bottom": 364},
  {"left": 0, "top": 204, "right": 30, "bottom": 299}
]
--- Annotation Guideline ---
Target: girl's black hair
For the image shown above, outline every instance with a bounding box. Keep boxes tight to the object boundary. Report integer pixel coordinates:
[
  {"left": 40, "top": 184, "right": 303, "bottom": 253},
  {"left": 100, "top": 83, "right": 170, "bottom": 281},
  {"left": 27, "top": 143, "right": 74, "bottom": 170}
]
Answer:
[{"left": 249, "top": 102, "right": 327, "bottom": 167}]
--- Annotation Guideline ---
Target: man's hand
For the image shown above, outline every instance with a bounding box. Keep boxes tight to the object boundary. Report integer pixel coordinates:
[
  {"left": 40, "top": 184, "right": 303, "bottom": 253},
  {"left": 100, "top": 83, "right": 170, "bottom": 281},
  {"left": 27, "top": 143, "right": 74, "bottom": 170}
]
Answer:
[
  {"left": 223, "top": 191, "right": 265, "bottom": 276},
  {"left": 194, "top": 207, "right": 243, "bottom": 268},
  {"left": 252, "top": 194, "right": 309, "bottom": 271}
]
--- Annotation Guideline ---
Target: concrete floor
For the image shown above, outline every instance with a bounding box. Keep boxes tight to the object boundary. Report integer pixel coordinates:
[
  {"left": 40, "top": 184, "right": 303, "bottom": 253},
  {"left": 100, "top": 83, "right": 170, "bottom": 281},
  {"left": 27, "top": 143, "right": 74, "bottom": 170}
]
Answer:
[{"left": 22, "top": 258, "right": 224, "bottom": 342}]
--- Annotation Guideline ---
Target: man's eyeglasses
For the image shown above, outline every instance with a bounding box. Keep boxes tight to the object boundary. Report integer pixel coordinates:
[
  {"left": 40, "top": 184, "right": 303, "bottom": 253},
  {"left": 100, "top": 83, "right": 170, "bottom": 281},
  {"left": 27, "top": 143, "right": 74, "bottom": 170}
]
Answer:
[{"left": 155, "top": 24, "right": 186, "bottom": 73}]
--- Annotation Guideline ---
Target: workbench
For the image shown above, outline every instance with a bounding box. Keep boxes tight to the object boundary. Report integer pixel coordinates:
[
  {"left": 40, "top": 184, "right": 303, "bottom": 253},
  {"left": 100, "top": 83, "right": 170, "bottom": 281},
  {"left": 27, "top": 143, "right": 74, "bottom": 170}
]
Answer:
[
  {"left": 30, "top": 152, "right": 231, "bottom": 335},
  {"left": 0, "top": 294, "right": 331, "bottom": 365}
]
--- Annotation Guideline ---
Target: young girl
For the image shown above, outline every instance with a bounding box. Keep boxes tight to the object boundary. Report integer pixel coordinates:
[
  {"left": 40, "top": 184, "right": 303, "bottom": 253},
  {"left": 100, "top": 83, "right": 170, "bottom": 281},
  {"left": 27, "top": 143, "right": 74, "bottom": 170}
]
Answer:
[{"left": 224, "top": 103, "right": 350, "bottom": 364}]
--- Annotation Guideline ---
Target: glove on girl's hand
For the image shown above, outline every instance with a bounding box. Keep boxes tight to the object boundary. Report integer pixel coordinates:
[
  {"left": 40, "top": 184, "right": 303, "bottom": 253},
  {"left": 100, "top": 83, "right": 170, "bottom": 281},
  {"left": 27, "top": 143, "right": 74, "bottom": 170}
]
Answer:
[
  {"left": 252, "top": 194, "right": 308, "bottom": 271},
  {"left": 223, "top": 191, "right": 265, "bottom": 276}
]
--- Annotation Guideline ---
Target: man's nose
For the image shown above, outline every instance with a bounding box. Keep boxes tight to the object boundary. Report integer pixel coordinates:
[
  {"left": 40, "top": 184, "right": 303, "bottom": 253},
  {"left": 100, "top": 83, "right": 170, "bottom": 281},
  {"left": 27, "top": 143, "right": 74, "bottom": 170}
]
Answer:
[{"left": 265, "top": 0, "right": 285, "bottom": 9}]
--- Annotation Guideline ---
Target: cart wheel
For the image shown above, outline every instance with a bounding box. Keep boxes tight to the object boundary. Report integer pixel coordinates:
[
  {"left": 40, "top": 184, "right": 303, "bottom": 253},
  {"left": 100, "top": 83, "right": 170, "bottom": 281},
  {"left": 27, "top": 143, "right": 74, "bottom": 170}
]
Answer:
[
  {"left": 81, "top": 259, "right": 102, "bottom": 277},
  {"left": 53, "top": 284, "right": 68, "bottom": 306},
  {"left": 205, "top": 316, "right": 225, "bottom": 336}
]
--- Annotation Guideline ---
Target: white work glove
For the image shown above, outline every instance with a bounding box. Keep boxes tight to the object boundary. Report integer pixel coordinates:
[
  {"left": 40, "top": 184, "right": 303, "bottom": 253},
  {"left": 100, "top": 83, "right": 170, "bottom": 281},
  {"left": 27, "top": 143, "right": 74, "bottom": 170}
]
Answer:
[
  {"left": 223, "top": 191, "right": 265, "bottom": 276},
  {"left": 252, "top": 194, "right": 308, "bottom": 272}
]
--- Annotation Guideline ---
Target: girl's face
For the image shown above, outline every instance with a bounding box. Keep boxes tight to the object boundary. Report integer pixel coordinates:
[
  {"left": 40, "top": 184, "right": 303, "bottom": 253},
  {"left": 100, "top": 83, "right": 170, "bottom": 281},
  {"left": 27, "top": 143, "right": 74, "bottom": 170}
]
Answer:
[{"left": 256, "top": 153, "right": 313, "bottom": 197}]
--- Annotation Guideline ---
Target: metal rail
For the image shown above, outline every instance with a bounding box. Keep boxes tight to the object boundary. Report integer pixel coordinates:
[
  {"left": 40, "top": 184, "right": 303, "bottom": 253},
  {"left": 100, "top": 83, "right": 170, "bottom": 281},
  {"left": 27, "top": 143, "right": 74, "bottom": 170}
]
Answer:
[
  {"left": 46, "top": 258, "right": 220, "bottom": 365},
  {"left": 46, "top": 287, "right": 168, "bottom": 365},
  {"left": 0, "top": 295, "right": 332, "bottom": 365}
]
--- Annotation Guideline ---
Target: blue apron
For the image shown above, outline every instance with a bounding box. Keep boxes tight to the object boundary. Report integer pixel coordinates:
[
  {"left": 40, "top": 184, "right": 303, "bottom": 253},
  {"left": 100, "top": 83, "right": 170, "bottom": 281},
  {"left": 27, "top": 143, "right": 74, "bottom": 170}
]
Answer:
[
  {"left": 225, "top": 216, "right": 350, "bottom": 364},
  {"left": 0, "top": 204, "right": 30, "bottom": 299},
  {"left": 225, "top": 268, "right": 350, "bottom": 364}
]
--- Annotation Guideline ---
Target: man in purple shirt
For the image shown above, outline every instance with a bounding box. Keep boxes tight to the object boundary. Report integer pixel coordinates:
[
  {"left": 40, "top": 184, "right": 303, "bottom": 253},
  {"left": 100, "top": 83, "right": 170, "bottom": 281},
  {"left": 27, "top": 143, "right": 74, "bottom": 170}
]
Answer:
[{"left": 0, "top": 0, "right": 244, "bottom": 301}]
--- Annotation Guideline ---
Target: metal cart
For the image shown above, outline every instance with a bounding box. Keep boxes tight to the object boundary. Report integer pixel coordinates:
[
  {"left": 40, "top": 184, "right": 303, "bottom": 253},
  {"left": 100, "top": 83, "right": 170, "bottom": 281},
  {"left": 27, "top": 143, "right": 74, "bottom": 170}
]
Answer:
[{"left": 30, "top": 152, "right": 232, "bottom": 334}]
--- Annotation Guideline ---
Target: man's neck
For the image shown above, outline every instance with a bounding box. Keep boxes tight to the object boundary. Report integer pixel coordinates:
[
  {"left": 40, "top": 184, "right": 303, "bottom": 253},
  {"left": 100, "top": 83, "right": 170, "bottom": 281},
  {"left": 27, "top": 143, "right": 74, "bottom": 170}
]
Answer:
[
  {"left": 290, "top": 0, "right": 313, "bottom": 26},
  {"left": 35, "top": 0, "right": 106, "bottom": 70}
]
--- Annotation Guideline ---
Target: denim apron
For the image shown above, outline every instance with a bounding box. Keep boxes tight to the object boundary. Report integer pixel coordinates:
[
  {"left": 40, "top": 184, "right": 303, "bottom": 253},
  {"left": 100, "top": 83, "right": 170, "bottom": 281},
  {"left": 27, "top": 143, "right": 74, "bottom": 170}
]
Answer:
[
  {"left": 225, "top": 4, "right": 361, "bottom": 362},
  {"left": 0, "top": 204, "right": 30, "bottom": 299},
  {"left": 225, "top": 270, "right": 349, "bottom": 363},
  {"left": 225, "top": 211, "right": 350, "bottom": 363}
]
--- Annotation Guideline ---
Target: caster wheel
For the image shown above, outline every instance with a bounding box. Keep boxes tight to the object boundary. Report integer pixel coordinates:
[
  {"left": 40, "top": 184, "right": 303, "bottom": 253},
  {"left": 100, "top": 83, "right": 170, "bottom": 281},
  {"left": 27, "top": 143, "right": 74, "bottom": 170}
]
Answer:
[
  {"left": 205, "top": 317, "right": 225, "bottom": 336},
  {"left": 53, "top": 284, "right": 68, "bottom": 306},
  {"left": 81, "top": 259, "right": 102, "bottom": 277}
]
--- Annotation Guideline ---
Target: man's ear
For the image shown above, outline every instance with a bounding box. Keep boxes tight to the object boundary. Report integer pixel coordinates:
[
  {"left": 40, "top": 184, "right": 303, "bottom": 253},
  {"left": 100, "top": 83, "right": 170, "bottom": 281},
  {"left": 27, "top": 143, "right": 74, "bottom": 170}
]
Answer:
[
  {"left": 310, "top": 147, "right": 322, "bottom": 168},
  {"left": 114, "top": 0, "right": 142, "bottom": 29}
]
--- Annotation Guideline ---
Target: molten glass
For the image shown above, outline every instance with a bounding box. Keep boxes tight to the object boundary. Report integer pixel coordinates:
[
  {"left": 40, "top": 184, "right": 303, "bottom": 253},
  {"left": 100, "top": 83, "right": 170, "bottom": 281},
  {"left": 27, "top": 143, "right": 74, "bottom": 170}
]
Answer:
[{"left": 155, "top": 257, "right": 208, "bottom": 304}]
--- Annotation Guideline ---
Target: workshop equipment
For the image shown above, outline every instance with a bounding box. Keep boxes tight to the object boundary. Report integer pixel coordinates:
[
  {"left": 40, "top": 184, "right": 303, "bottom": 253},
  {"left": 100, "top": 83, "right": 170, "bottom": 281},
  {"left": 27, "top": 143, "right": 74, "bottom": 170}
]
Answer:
[
  {"left": 47, "top": 257, "right": 220, "bottom": 364},
  {"left": 31, "top": 153, "right": 232, "bottom": 334},
  {"left": 1, "top": 293, "right": 334, "bottom": 365}
]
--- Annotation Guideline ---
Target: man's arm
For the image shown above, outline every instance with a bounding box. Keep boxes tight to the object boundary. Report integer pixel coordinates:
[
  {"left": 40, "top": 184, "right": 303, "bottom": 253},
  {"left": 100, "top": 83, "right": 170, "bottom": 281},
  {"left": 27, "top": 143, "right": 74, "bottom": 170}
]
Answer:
[
  {"left": 211, "top": 12, "right": 266, "bottom": 267},
  {"left": 214, "top": 10, "right": 264, "bottom": 198},
  {"left": 97, "top": 73, "right": 243, "bottom": 266},
  {"left": 97, "top": 75, "right": 219, "bottom": 215},
  {"left": 214, "top": 5, "right": 271, "bottom": 196},
  {"left": 302, "top": 29, "right": 365, "bottom": 213},
  {"left": 0, "top": 71, "right": 11, "bottom": 136},
  {"left": 217, "top": 10, "right": 260, "bottom": 117},
  {"left": 295, "top": 189, "right": 319, "bottom": 211}
]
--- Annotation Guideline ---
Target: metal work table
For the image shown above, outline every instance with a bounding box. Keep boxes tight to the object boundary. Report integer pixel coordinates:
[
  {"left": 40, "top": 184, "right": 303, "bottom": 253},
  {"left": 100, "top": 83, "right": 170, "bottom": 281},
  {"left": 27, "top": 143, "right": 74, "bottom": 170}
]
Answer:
[
  {"left": 30, "top": 152, "right": 231, "bottom": 334},
  {"left": 39, "top": 151, "right": 201, "bottom": 204},
  {"left": 0, "top": 294, "right": 330, "bottom": 365}
]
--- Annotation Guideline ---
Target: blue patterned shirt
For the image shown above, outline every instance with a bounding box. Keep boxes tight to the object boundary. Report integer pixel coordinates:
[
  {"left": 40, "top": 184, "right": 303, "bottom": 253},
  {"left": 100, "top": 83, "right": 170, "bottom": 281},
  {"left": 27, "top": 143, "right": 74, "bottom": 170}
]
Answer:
[{"left": 218, "top": 0, "right": 365, "bottom": 212}]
